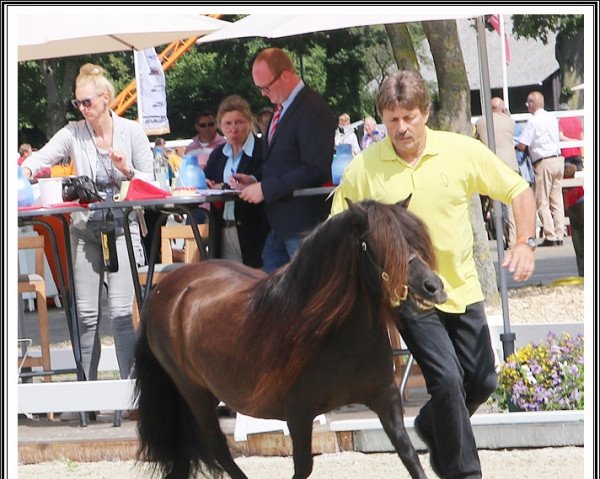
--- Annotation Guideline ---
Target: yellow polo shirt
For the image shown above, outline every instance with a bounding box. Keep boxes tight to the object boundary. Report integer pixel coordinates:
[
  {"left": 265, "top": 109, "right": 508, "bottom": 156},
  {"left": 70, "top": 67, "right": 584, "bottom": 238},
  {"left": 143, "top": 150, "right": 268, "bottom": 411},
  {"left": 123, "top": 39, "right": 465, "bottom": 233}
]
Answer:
[{"left": 331, "top": 127, "right": 529, "bottom": 313}]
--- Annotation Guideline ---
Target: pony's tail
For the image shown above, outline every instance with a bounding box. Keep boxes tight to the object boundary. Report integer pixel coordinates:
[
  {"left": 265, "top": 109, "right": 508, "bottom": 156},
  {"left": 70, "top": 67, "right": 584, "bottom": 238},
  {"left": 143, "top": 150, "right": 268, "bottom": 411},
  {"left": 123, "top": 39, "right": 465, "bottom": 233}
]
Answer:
[{"left": 134, "top": 320, "right": 222, "bottom": 479}]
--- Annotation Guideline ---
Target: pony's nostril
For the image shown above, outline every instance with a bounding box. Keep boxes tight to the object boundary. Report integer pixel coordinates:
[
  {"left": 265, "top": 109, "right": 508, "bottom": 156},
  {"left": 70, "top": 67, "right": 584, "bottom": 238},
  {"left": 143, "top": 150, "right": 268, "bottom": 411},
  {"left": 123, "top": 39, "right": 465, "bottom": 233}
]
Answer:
[{"left": 423, "top": 279, "right": 439, "bottom": 294}]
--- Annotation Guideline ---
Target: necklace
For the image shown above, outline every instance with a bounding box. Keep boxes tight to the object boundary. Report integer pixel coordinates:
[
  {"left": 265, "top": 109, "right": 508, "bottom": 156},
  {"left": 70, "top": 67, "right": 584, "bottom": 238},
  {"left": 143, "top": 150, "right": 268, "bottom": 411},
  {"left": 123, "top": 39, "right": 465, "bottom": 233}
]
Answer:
[{"left": 85, "top": 120, "right": 118, "bottom": 189}]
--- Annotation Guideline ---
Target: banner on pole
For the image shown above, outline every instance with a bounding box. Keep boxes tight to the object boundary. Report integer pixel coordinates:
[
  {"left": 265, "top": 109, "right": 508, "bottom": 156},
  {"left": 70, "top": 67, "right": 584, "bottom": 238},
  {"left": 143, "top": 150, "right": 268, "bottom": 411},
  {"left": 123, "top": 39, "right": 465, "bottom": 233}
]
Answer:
[
  {"left": 134, "top": 48, "right": 170, "bottom": 136},
  {"left": 487, "top": 14, "right": 511, "bottom": 65}
]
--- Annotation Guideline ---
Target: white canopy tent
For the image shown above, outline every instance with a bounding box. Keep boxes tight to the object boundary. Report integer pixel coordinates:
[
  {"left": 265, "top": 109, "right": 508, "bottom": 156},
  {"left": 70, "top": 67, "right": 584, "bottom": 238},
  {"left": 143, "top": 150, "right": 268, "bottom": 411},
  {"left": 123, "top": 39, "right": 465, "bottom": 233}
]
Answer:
[
  {"left": 18, "top": 13, "right": 230, "bottom": 61},
  {"left": 197, "top": 12, "right": 481, "bottom": 43}
]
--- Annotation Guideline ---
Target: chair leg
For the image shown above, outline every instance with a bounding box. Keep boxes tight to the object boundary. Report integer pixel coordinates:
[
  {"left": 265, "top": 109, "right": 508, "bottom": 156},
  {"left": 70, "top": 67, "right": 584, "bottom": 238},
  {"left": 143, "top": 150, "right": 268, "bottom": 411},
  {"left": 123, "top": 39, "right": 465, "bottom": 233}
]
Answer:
[
  {"left": 132, "top": 296, "right": 140, "bottom": 330},
  {"left": 36, "top": 283, "right": 54, "bottom": 420},
  {"left": 35, "top": 284, "right": 51, "bottom": 381}
]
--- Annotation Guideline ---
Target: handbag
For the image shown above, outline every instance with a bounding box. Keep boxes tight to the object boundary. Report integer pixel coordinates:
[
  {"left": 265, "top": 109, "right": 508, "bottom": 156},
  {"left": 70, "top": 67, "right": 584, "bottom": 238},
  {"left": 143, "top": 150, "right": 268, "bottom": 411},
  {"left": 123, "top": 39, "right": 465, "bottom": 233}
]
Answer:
[{"left": 62, "top": 176, "right": 102, "bottom": 204}]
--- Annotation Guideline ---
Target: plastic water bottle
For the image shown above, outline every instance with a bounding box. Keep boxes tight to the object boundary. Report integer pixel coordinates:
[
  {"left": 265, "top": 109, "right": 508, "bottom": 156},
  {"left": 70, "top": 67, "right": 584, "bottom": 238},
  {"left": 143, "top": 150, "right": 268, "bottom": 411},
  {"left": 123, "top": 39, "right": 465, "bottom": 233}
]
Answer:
[
  {"left": 331, "top": 144, "right": 353, "bottom": 185},
  {"left": 18, "top": 165, "right": 34, "bottom": 207},
  {"left": 153, "top": 147, "right": 170, "bottom": 191},
  {"left": 177, "top": 154, "right": 206, "bottom": 189}
]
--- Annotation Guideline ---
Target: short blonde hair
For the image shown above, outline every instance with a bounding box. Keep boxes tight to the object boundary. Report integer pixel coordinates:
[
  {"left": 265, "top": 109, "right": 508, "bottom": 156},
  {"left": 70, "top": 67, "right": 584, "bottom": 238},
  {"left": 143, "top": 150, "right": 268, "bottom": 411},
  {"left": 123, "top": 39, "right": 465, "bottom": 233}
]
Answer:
[
  {"left": 75, "top": 63, "right": 116, "bottom": 103},
  {"left": 216, "top": 95, "right": 254, "bottom": 126}
]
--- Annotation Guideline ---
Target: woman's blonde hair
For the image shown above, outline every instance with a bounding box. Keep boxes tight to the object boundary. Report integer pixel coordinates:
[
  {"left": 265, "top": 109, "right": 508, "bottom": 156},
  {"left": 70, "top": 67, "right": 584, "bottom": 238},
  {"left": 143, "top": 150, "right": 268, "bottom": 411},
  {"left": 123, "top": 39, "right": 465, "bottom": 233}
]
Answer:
[
  {"left": 75, "top": 63, "right": 115, "bottom": 103},
  {"left": 216, "top": 95, "right": 254, "bottom": 129}
]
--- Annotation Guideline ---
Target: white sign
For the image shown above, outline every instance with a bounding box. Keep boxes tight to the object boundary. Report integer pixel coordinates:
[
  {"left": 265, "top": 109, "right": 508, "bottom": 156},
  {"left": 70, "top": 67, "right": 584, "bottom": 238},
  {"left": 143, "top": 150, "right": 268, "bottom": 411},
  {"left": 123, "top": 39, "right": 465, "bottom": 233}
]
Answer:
[{"left": 134, "top": 47, "right": 170, "bottom": 136}]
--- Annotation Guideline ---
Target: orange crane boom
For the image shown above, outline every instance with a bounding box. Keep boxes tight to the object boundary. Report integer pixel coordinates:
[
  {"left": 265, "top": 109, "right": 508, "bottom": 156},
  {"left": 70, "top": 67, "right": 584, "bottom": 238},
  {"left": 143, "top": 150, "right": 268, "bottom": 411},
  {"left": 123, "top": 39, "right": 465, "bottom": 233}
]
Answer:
[{"left": 110, "top": 14, "right": 223, "bottom": 116}]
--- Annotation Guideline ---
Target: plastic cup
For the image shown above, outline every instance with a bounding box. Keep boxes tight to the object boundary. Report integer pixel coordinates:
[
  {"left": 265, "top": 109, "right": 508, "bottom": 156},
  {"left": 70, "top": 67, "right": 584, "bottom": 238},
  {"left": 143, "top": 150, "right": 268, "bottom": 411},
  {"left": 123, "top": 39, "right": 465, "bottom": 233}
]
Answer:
[{"left": 38, "top": 177, "right": 64, "bottom": 207}]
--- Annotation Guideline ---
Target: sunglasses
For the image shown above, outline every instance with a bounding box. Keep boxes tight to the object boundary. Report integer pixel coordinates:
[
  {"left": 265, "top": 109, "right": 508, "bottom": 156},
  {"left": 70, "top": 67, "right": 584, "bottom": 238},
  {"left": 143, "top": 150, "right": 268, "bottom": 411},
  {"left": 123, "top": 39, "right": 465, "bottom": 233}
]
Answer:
[
  {"left": 197, "top": 121, "right": 215, "bottom": 128},
  {"left": 71, "top": 95, "right": 102, "bottom": 109},
  {"left": 256, "top": 70, "right": 283, "bottom": 93}
]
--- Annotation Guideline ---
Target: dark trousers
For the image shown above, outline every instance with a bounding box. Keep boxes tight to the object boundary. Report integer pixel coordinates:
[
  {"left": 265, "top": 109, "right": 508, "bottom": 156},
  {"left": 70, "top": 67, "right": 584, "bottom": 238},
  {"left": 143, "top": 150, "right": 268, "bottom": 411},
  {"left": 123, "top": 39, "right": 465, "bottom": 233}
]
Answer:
[{"left": 398, "top": 301, "right": 497, "bottom": 479}]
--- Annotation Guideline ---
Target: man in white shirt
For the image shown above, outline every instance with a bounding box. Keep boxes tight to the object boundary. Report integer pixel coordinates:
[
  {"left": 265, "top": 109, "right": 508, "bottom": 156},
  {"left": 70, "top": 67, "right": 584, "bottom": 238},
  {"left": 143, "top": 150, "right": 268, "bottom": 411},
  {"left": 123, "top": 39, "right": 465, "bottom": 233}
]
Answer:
[{"left": 517, "top": 91, "right": 565, "bottom": 246}]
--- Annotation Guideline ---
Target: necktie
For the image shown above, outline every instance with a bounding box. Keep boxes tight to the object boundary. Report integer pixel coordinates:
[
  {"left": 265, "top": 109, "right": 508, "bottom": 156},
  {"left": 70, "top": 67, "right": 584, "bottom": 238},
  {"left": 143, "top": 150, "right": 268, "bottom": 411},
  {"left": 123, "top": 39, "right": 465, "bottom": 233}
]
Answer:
[{"left": 268, "top": 104, "right": 282, "bottom": 143}]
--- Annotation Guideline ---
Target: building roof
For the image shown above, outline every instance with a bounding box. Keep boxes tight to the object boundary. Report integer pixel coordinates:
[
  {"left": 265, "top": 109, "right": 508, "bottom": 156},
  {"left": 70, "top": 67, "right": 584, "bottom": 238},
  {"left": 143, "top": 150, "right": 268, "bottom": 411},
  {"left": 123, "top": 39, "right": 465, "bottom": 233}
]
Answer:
[{"left": 420, "top": 17, "right": 559, "bottom": 90}]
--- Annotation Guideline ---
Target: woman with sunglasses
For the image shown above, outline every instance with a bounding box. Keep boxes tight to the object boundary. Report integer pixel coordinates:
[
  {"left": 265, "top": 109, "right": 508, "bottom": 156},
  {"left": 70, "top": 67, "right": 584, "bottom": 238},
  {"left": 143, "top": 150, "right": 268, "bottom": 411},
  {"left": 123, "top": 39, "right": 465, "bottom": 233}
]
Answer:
[{"left": 21, "top": 63, "right": 154, "bottom": 411}]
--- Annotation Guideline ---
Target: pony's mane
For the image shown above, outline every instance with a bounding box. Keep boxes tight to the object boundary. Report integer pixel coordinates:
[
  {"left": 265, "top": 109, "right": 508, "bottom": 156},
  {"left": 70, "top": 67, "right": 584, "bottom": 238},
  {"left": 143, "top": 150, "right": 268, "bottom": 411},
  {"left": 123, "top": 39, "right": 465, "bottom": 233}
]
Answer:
[{"left": 241, "top": 201, "right": 420, "bottom": 408}]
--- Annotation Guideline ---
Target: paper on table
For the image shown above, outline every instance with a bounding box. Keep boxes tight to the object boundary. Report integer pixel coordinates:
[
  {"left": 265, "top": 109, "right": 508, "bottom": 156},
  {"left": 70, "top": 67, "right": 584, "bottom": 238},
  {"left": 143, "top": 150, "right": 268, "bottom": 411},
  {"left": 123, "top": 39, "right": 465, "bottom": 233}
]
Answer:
[
  {"left": 124, "top": 178, "right": 172, "bottom": 201},
  {"left": 172, "top": 188, "right": 240, "bottom": 196}
]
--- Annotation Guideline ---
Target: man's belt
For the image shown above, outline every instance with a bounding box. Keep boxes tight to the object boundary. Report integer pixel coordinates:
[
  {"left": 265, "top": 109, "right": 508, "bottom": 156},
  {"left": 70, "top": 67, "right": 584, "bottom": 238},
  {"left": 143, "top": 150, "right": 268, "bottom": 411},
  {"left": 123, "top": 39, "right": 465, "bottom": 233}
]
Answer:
[{"left": 534, "top": 155, "right": 560, "bottom": 163}]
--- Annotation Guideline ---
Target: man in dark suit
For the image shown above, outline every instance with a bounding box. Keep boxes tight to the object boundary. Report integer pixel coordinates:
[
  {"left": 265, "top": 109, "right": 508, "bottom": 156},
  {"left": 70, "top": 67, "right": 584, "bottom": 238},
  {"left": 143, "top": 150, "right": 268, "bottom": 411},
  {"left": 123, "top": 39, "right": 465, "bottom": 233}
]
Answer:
[{"left": 236, "top": 48, "right": 336, "bottom": 273}]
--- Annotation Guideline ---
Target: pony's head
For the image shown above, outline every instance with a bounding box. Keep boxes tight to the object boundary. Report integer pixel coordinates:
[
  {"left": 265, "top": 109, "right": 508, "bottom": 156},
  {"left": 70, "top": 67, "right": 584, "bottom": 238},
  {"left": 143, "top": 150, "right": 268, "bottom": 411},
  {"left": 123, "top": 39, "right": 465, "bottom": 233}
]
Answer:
[
  {"left": 349, "top": 197, "right": 447, "bottom": 311},
  {"left": 242, "top": 198, "right": 445, "bottom": 411}
]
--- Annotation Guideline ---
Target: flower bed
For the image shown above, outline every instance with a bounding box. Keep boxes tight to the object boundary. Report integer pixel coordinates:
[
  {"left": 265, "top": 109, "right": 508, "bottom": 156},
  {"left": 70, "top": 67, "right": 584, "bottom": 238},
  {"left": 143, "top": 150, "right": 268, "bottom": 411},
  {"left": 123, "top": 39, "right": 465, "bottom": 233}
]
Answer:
[{"left": 490, "top": 332, "right": 584, "bottom": 412}]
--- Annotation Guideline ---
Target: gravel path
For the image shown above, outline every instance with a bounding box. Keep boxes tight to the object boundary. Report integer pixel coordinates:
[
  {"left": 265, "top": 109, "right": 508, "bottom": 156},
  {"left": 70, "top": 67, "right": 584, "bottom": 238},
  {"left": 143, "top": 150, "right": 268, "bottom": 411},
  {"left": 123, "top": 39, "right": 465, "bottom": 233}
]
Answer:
[
  {"left": 18, "top": 284, "right": 585, "bottom": 479},
  {"left": 485, "top": 284, "right": 584, "bottom": 324},
  {"left": 18, "top": 447, "right": 585, "bottom": 478}
]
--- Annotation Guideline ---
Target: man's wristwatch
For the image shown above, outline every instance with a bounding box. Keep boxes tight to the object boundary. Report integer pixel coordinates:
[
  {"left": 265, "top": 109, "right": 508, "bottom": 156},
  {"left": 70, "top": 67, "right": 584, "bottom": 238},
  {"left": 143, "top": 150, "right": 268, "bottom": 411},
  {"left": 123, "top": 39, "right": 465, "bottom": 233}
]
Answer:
[
  {"left": 124, "top": 168, "right": 135, "bottom": 180},
  {"left": 516, "top": 237, "right": 537, "bottom": 250}
]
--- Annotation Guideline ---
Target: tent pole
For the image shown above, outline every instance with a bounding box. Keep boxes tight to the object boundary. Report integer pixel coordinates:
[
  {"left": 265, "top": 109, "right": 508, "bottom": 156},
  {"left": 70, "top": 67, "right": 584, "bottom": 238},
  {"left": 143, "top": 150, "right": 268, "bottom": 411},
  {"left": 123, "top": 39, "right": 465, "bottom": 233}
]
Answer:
[{"left": 475, "top": 16, "right": 515, "bottom": 360}]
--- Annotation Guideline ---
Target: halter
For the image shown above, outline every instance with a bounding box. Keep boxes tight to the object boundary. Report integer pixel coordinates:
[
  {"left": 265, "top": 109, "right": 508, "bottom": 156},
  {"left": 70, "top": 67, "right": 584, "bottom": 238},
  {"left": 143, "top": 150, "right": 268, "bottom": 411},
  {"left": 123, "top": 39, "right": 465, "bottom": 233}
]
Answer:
[{"left": 360, "top": 238, "right": 414, "bottom": 304}]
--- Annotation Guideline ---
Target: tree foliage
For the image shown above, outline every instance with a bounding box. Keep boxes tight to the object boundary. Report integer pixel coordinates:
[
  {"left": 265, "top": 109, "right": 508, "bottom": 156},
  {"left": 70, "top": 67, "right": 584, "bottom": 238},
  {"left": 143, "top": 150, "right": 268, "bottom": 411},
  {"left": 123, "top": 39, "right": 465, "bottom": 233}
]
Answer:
[{"left": 17, "top": 21, "right": 394, "bottom": 145}]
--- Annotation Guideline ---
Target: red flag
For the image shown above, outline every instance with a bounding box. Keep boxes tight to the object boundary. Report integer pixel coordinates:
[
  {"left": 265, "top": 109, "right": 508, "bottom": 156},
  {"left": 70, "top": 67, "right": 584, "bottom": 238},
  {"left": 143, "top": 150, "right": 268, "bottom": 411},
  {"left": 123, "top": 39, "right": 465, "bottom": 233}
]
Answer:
[{"left": 487, "top": 15, "right": 511, "bottom": 64}]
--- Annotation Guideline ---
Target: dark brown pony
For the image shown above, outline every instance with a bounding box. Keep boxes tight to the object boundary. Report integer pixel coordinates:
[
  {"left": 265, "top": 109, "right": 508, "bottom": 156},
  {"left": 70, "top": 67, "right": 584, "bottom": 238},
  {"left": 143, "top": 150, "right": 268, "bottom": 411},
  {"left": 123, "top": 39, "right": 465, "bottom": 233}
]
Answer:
[{"left": 134, "top": 199, "right": 447, "bottom": 479}]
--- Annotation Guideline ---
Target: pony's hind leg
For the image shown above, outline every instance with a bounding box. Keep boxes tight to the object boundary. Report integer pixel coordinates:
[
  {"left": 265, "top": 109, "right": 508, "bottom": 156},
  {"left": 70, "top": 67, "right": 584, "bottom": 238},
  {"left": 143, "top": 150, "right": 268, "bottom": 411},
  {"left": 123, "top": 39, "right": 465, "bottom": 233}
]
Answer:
[
  {"left": 287, "top": 416, "right": 315, "bottom": 479},
  {"left": 182, "top": 388, "right": 248, "bottom": 479},
  {"left": 369, "top": 385, "right": 427, "bottom": 479}
]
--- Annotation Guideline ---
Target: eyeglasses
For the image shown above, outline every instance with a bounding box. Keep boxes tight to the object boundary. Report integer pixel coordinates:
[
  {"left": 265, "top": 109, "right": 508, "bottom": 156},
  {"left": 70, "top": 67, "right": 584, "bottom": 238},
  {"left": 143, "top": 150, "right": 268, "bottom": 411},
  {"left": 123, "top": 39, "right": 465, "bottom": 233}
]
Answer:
[
  {"left": 71, "top": 95, "right": 102, "bottom": 109},
  {"left": 525, "top": 100, "right": 533, "bottom": 106},
  {"left": 221, "top": 119, "right": 248, "bottom": 129},
  {"left": 256, "top": 71, "right": 283, "bottom": 93},
  {"left": 196, "top": 121, "right": 215, "bottom": 128}
]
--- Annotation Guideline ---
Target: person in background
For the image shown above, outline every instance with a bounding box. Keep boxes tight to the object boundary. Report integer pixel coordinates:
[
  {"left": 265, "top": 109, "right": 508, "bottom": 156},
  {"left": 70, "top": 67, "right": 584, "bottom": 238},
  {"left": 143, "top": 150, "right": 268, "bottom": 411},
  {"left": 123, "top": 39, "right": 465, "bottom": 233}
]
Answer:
[
  {"left": 184, "top": 110, "right": 226, "bottom": 170},
  {"left": 256, "top": 106, "right": 274, "bottom": 139},
  {"left": 236, "top": 47, "right": 336, "bottom": 273},
  {"left": 167, "top": 145, "right": 184, "bottom": 176},
  {"left": 334, "top": 112, "right": 361, "bottom": 156},
  {"left": 204, "top": 95, "right": 266, "bottom": 267},
  {"left": 18, "top": 143, "right": 33, "bottom": 165},
  {"left": 330, "top": 70, "right": 536, "bottom": 479},
  {"left": 360, "top": 115, "right": 385, "bottom": 150},
  {"left": 475, "top": 97, "right": 520, "bottom": 248},
  {"left": 21, "top": 64, "right": 154, "bottom": 408},
  {"left": 563, "top": 162, "right": 584, "bottom": 276},
  {"left": 517, "top": 91, "right": 565, "bottom": 247},
  {"left": 557, "top": 102, "right": 584, "bottom": 171}
]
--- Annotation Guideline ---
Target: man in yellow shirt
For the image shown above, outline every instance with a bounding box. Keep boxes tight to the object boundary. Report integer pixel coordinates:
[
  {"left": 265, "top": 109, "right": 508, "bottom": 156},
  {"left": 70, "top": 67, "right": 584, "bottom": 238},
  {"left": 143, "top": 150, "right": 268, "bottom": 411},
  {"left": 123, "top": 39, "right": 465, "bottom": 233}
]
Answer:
[{"left": 331, "top": 70, "right": 536, "bottom": 479}]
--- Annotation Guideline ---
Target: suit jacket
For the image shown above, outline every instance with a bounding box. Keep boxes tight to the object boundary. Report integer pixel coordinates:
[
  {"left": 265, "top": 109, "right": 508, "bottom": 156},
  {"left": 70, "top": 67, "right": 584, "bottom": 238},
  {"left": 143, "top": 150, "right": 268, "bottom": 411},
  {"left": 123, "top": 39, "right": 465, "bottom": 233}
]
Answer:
[
  {"left": 261, "top": 85, "right": 336, "bottom": 238},
  {"left": 475, "top": 112, "right": 519, "bottom": 171},
  {"left": 204, "top": 136, "right": 267, "bottom": 267}
]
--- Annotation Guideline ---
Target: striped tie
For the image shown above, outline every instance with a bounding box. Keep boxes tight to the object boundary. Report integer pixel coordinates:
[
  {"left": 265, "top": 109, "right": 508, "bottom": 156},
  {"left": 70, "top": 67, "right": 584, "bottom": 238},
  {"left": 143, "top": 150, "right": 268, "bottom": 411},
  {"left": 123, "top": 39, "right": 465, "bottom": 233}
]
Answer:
[{"left": 268, "top": 104, "right": 282, "bottom": 143}]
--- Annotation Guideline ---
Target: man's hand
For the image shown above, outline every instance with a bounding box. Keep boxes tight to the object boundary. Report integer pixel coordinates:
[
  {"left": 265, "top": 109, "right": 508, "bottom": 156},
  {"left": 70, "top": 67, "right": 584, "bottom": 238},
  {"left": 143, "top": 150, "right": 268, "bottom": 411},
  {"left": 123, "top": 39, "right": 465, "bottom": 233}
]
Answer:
[
  {"left": 501, "top": 243, "right": 536, "bottom": 281},
  {"left": 231, "top": 173, "right": 257, "bottom": 186},
  {"left": 238, "top": 182, "right": 264, "bottom": 204}
]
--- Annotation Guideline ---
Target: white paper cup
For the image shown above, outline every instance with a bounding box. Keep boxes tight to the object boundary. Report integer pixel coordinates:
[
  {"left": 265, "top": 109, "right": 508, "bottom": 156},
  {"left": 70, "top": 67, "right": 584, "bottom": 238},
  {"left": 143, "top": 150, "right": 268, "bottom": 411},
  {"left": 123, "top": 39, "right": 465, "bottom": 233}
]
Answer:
[{"left": 38, "top": 177, "right": 64, "bottom": 207}]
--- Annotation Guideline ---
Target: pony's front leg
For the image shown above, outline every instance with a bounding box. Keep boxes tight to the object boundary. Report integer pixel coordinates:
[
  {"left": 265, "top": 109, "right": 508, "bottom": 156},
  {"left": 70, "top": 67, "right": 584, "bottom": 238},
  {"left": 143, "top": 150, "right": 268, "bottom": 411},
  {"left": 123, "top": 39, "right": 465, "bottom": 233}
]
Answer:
[
  {"left": 287, "top": 416, "right": 315, "bottom": 479},
  {"left": 370, "top": 384, "right": 428, "bottom": 479}
]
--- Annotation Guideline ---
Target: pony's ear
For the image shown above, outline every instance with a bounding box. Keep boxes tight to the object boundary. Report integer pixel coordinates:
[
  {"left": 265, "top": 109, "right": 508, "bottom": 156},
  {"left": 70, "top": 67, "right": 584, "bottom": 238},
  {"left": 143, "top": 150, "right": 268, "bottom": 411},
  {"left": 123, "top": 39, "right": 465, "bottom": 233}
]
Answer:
[
  {"left": 346, "top": 198, "right": 369, "bottom": 231},
  {"left": 396, "top": 194, "right": 412, "bottom": 209}
]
